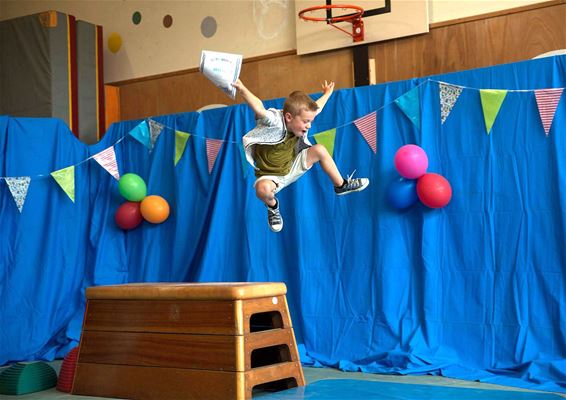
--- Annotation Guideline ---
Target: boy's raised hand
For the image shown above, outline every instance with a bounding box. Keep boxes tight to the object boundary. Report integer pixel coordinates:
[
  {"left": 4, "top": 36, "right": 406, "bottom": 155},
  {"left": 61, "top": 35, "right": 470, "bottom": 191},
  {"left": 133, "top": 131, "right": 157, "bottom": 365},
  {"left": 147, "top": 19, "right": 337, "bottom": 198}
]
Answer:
[
  {"left": 232, "top": 79, "right": 266, "bottom": 119},
  {"left": 322, "top": 80, "right": 335, "bottom": 96},
  {"left": 315, "top": 80, "right": 335, "bottom": 113},
  {"left": 232, "top": 79, "right": 244, "bottom": 92}
]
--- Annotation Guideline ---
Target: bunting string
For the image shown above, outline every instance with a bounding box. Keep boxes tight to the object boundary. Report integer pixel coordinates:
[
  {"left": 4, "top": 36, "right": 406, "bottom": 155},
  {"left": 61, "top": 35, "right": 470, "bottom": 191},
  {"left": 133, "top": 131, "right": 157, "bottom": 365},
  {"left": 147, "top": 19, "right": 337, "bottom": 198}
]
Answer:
[
  {"left": 0, "top": 79, "right": 564, "bottom": 182},
  {"left": 0, "top": 136, "right": 127, "bottom": 180}
]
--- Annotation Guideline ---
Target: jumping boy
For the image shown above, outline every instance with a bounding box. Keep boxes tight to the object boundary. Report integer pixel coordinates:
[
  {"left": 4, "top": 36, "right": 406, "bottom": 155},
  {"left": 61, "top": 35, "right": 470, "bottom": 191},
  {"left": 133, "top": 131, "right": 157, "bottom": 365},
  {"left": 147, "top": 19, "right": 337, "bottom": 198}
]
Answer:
[{"left": 233, "top": 79, "right": 369, "bottom": 232}]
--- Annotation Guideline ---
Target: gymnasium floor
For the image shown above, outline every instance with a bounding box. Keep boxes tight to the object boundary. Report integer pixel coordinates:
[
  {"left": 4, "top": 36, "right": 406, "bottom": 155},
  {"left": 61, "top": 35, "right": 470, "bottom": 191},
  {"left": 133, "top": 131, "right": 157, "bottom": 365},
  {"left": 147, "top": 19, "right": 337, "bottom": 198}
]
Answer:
[{"left": 3, "top": 362, "right": 565, "bottom": 399}]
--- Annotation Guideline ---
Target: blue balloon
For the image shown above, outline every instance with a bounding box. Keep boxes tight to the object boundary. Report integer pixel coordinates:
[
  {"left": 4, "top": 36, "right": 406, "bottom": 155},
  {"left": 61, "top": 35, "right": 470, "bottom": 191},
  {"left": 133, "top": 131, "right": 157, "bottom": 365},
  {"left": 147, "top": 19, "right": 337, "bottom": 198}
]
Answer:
[{"left": 386, "top": 177, "right": 418, "bottom": 209}]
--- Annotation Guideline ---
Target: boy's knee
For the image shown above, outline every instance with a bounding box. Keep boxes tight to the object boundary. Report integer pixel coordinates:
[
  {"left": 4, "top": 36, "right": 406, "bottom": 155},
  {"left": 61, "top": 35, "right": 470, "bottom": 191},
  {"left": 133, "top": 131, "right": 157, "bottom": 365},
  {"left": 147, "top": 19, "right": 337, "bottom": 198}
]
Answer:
[
  {"left": 255, "top": 180, "right": 276, "bottom": 200},
  {"left": 311, "top": 144, "right": 330, "bottom": 159}
]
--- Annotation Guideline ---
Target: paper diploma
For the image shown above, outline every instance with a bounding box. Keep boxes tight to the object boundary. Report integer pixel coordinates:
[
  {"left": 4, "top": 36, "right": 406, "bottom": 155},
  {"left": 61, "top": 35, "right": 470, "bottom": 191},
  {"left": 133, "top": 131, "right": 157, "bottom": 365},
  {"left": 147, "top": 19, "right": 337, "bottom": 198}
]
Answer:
[{"left": 199, "top": 50, "right": 243, "bottom": 100}]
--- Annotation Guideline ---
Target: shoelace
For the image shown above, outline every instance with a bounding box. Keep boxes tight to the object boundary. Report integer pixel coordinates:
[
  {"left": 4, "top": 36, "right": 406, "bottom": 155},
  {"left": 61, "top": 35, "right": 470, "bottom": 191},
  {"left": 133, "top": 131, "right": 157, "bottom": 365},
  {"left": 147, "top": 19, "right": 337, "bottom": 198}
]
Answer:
[
  {"left": 345, "top": 169, "right": 357, "bottom": 187},
  {"left": 268, "top": 208, "right": 282, "bottom": 223}
]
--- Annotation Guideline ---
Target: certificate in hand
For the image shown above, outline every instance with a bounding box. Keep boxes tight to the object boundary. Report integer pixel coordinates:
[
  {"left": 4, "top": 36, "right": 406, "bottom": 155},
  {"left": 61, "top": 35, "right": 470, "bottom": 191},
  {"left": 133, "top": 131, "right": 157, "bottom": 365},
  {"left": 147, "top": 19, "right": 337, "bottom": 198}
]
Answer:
[{"left": 199, "top": 50, "right": 243, "bottom": 99}]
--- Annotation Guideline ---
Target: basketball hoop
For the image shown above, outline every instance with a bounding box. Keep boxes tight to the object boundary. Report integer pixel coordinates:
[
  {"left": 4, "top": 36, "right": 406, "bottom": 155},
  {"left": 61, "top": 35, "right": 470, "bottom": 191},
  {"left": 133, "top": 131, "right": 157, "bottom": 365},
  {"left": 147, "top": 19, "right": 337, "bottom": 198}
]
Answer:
[{"left": 298, "top": 4, "right": 365, "bottom": 42}]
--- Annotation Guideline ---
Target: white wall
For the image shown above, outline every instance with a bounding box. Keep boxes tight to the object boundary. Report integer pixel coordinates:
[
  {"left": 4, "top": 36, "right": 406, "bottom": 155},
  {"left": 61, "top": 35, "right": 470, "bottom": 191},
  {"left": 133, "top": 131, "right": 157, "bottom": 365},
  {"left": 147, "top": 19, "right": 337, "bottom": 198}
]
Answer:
[
  {"left": 429, "top": 0, "right": 546, "bottom": 23},
  {"left": 0, "top": 0, "right": 549, "bottom": 83}
]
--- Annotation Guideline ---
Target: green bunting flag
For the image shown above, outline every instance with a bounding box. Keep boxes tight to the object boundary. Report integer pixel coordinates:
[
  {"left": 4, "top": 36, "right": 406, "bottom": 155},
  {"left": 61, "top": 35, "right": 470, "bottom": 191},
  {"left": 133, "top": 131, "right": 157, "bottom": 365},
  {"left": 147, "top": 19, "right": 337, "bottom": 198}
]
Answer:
[
  {"left": 480, "top": 89, "right": 508, "bottom": 135},
  {"left": 51, "top": 166, "right": 75, "bottom": 202},
  {"left": 313, "top": 128, "right": 337, "bottom": 158},
  {"left": 174, "top": 130, "right": 191, "bottom": 166}
]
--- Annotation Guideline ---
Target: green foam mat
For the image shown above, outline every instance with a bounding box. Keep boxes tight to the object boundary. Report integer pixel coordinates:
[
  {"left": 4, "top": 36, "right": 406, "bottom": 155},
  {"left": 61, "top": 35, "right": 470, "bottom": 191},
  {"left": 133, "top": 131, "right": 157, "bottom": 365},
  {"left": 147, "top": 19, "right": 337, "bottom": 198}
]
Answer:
[{"left": 0, "top": 362, "right": 57, "bottom": 395}]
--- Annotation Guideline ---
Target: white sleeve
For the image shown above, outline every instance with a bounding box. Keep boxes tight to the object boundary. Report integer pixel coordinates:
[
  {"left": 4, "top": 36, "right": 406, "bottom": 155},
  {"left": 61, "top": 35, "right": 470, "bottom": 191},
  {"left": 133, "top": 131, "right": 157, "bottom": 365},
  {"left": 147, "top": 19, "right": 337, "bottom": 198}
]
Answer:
[{"left": 257, "top": 108, "right": 281, "bottom": 127}]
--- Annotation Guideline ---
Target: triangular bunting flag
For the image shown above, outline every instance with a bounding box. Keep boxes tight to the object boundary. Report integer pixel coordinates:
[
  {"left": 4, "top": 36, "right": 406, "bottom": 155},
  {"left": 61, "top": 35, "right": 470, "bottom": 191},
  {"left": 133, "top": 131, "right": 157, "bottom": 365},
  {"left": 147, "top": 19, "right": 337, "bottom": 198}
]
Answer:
[
  {"left": 535, "top": 88, "right": 564, "bottom": 135},
  {"left": 206, "top": 139, "right": 223, "bottom": 174},
  {"left": 439, "top": 83, "right": 463, "bottom": 124},
  {"left": 149, "top": 119, "right": 164, "bottom": 150},
  {"left": 5, "top": 177, "right": 31, "bottom": 213},
  {"left": 239, "top": 145, "right": 250, "bottom": 178},
  {"left": 51, "top": 166, "right": 75, "bottom": 202},
  {"left": 354, "top": 111, "right": 377, "bottom": 153},
  {"left": 313, "top": 128, "right": 337, "bottom": 158},
  {"left": 175, "top": 130, "right": 191, "bottom": 166},
  {"left": 395, "top": 86, "right": 421, "bottom": 129},
  {"left": 93, "top": 146, "right": 120, "bottom": 180},
  {"left": 128, "top": 120, "right": 151, "bottom": 149},
  {"left": 480, "top": 89, "right": 508, "bottom": 135}
]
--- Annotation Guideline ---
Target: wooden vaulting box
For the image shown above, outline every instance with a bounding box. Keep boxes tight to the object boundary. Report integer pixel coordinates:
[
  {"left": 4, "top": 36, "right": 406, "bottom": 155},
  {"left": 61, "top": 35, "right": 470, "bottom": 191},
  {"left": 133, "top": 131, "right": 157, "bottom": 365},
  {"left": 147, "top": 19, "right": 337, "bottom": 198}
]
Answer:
[{"left": 72, "top": 282, "right": 305, "bottom": 399}]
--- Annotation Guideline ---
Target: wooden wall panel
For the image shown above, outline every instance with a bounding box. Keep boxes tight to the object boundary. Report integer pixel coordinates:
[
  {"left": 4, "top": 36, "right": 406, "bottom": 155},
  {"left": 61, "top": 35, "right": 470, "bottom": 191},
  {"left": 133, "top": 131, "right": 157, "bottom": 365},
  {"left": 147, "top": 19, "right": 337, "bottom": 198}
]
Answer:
[
  {"left": 369, "top": 1, "right": 566, "bottom": 83},
  {"left": 104, "top": 85, "right": 120, "bottom": 130},
  {"left": 256, "top": 49, "right": 353, "bottom": 101},
  {"left": 112, "top": 1, "right": 566, "bottom": 121}
]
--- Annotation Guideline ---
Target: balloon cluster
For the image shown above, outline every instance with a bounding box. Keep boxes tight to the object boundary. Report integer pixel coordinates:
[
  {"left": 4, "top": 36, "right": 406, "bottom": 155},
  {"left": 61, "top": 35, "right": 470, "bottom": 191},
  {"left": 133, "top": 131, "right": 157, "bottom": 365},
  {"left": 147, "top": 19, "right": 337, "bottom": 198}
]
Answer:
[
  {"left": 387, "top": 144, "right": 452, "bottom": 209},
  {"left": 114, "top": 173, "right": 170, "bottom": 230}
]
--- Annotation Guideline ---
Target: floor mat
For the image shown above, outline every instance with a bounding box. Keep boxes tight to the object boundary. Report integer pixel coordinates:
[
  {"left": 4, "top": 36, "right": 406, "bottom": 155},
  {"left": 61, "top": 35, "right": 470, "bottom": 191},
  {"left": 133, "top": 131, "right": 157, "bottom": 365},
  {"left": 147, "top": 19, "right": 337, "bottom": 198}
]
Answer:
[{"left": 257, "top": 379, "right": 564, "bottom": 400}]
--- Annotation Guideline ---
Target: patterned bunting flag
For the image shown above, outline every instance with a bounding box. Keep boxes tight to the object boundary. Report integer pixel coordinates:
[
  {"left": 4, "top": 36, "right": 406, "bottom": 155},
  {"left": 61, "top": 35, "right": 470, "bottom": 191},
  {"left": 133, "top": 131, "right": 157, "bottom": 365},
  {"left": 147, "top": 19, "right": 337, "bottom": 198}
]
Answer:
[
  {"left": 206, "top": 139, "right": 223, "bottom": 174},
  {"left": 93, "top": 146, "right": 120, "bottom": 180},
  {"left": 175, "top": 130, "right": 191, "bottom": 166},
  {"left": 51, "top": 166, "right": 75, "bottom": 202},
  {"left": 394, "top": 86, "right": 421, "bottom": 129},
  {"left": 354, "top": 111, "right": 377, "bottom": 153},
  {"left": 313, "top": 128, "right": 337, "bottom": 158},
  {"left": 128, "top": 120, "right": 151, "bottom": 149},
  {"left": 439, "top": 83, "right": 463, "bottom": 124},
  {"left": 535, "top": 88, "right": 564, "bottom": 135},
  {"left": 149, "top": 119, "right": 164, "bottom": 150},
  {"left": 5, "top": 177, "right": 30, "bottom": 213},
  {"left": 480, "top": 89, "right": 508, "bottom": 135}
]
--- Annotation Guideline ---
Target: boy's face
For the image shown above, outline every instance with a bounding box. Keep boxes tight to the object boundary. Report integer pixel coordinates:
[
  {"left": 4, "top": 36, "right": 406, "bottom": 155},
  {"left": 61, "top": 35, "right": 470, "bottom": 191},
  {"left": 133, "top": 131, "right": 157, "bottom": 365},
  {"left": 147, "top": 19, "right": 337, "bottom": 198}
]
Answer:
[{"left": 285, "top": 109, "right": 316, "bottom": 137}]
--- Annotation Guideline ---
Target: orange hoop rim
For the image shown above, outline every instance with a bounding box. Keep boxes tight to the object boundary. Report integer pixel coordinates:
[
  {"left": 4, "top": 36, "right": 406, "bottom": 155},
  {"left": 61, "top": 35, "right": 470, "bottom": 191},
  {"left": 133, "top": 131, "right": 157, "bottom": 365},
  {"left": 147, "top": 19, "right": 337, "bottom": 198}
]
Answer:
[{"left": 298, "top": 4, "right": 364, "bottom": 23}]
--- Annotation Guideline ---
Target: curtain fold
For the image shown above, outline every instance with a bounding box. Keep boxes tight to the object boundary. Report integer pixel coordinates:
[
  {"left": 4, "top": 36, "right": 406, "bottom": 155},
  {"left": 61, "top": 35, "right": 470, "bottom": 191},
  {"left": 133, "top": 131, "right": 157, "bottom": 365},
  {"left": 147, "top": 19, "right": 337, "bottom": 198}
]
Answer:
[{"left": 0, "top": 55, "right": 565, "bottom": 393}]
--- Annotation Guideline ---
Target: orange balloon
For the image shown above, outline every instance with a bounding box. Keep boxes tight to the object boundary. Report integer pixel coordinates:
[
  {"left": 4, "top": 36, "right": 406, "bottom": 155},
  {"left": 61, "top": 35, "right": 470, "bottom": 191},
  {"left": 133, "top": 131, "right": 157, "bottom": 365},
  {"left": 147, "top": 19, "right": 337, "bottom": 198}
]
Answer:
[{"left": 140, "top": 195, "right": 170, "bottom": 223}]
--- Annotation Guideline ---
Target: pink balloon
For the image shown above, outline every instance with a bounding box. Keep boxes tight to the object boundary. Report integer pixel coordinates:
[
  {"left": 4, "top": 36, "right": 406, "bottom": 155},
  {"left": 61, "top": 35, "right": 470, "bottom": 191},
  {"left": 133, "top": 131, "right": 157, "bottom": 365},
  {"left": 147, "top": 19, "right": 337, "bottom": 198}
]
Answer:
[{"left": 394, "top": 144, "right": 428, "bottom": 179}]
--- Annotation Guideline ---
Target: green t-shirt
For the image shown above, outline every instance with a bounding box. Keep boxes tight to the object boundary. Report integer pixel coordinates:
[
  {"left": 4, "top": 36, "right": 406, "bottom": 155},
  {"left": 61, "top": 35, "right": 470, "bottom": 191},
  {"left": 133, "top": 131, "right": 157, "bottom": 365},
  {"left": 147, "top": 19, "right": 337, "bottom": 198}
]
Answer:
[{"left": 254, "top": 133, "right": 299, "bottom": 177}]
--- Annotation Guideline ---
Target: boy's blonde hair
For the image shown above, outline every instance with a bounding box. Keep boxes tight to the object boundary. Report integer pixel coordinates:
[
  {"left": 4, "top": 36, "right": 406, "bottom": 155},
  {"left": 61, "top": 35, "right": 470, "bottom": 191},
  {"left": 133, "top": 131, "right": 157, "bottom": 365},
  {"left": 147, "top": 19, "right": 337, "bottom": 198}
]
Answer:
[{"left": 283, "top": 91, "right": 318, "bottom": 117}]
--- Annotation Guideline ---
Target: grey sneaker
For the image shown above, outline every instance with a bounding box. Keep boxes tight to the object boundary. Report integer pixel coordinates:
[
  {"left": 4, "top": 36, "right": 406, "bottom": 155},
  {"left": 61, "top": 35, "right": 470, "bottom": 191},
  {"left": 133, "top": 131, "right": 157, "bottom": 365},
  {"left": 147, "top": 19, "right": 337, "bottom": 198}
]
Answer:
[
  {"left": 267, "top": 200, "right": 283, "bottom": 232},
  {"left": 335, "top": 171, "right": 370, "bottom": 195}
]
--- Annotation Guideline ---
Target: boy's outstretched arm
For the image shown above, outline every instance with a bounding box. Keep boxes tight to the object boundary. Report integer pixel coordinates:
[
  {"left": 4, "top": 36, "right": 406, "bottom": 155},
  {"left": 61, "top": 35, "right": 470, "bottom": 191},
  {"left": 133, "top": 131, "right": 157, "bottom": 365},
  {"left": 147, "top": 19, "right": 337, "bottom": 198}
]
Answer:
[
  {"left": 315, "top": 80, "right": 335, "bottom": 114},
  {"left": 233, "top": 79, "right": 266, "bottom": 119}
]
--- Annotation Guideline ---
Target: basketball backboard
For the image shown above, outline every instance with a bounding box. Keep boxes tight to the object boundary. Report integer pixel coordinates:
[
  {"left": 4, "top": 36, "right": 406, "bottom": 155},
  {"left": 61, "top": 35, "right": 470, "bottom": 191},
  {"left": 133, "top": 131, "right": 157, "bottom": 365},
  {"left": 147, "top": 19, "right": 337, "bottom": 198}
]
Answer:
[{"left": 295, "top": 0, "right": 429, "bottom": 55}]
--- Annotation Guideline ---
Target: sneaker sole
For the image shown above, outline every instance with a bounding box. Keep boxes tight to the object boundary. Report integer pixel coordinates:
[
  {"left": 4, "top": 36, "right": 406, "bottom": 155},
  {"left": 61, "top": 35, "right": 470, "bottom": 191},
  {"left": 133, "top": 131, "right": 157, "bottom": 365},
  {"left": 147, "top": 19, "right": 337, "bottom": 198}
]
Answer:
[
  {"left": 336, "top": 180, "right": 370, "bottom": 196},
  {"left": 269, "top": 221, "right": 283, "bottom": 232}
]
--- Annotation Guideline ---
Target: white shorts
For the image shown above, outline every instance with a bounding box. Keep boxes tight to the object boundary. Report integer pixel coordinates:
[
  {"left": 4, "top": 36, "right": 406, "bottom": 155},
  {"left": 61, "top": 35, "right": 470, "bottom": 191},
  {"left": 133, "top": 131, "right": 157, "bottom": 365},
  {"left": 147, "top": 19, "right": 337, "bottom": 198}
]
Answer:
[{"left": 254, "top": 149, "right": 311, "bottom": 194}]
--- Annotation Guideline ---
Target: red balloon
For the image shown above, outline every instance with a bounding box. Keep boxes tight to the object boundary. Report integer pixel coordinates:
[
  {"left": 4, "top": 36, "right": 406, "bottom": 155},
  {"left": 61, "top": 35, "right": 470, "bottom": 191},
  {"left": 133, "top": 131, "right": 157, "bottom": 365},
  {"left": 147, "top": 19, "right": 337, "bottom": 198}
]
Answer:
[
  {"left": 417, "top": 173, "right": 452, "bottom": 208},
  {"left": 115, "top": 201, "right": 143, "bottom": 230}
]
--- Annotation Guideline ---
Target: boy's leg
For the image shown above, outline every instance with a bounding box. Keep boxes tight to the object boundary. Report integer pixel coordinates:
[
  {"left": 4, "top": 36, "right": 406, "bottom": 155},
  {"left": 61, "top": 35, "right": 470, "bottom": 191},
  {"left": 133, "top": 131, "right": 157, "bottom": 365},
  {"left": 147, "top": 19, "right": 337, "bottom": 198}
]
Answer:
[
  {"left": 306, "top": 144, "right": 369, "bottom": 195},
  {"left": 255, "top": 179, "right": 283, "bottom": 232},
  {"left": 306, "top": 144, "right": 344, "bottom": 186},
  {"left": 255, "top": 179, "right": 277, "bottom": 207}
]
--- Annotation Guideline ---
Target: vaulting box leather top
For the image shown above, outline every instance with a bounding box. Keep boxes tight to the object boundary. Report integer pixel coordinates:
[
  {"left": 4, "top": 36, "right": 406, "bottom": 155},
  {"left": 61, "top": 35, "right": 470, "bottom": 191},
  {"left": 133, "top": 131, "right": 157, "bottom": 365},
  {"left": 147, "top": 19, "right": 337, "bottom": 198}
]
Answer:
[{"left": 86, "top": 282, "right": 287, "bottom": 300}]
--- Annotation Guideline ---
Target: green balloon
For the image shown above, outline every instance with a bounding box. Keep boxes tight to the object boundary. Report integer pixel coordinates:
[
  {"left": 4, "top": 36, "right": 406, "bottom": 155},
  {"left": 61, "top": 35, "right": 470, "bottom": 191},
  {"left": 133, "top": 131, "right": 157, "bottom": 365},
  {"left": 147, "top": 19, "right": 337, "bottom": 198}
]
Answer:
[{"left": 119, "top": 173, "right": 147, "bottom": 201}]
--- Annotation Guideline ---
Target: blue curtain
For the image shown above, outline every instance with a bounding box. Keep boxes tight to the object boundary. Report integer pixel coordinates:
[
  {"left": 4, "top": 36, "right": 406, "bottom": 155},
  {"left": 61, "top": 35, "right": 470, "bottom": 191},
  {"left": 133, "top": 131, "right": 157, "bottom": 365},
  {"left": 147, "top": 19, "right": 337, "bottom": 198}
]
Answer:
[{"left": 1, "top": 55, "right": 565, "bottom": 393}]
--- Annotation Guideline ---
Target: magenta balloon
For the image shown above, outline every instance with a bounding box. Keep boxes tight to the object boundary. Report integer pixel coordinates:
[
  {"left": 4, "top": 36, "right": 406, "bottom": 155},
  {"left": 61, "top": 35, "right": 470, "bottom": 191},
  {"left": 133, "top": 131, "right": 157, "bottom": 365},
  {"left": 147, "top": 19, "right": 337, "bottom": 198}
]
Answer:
[{"left": 394, "top": 144, "right": 428, "bottom": 179}]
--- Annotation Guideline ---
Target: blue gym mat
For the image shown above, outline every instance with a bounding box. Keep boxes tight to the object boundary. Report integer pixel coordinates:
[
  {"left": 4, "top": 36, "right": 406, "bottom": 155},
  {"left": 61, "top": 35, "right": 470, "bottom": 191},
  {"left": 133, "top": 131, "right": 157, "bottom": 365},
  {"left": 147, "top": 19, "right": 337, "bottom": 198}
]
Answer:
[{"left": 259, "top": 379, "right": 564, "bottom": 399}]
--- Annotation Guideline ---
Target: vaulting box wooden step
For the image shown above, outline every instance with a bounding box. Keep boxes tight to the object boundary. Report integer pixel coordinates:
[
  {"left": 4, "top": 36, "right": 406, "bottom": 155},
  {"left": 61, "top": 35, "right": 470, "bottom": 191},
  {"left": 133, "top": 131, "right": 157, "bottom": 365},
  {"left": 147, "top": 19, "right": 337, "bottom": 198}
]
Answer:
[{"left": 72, "top": 282, "right": 305, "bottom": 399}]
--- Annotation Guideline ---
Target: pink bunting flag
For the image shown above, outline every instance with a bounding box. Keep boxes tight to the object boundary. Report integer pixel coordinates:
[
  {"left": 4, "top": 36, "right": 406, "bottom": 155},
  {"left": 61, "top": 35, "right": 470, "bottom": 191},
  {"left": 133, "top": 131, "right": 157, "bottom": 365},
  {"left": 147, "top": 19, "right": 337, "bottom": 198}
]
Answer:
[
  {"left": 354, "top": 111, "right": 377, "bottom": 153},
  {"left": 93, "top": 146, "right": 120, "bottom": 180},
  {"left": 206, "top": 139, "right": 223, "bottom": 174},
  {"left": 535, "top": 88, "right": 564, "bottom": 135}
]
